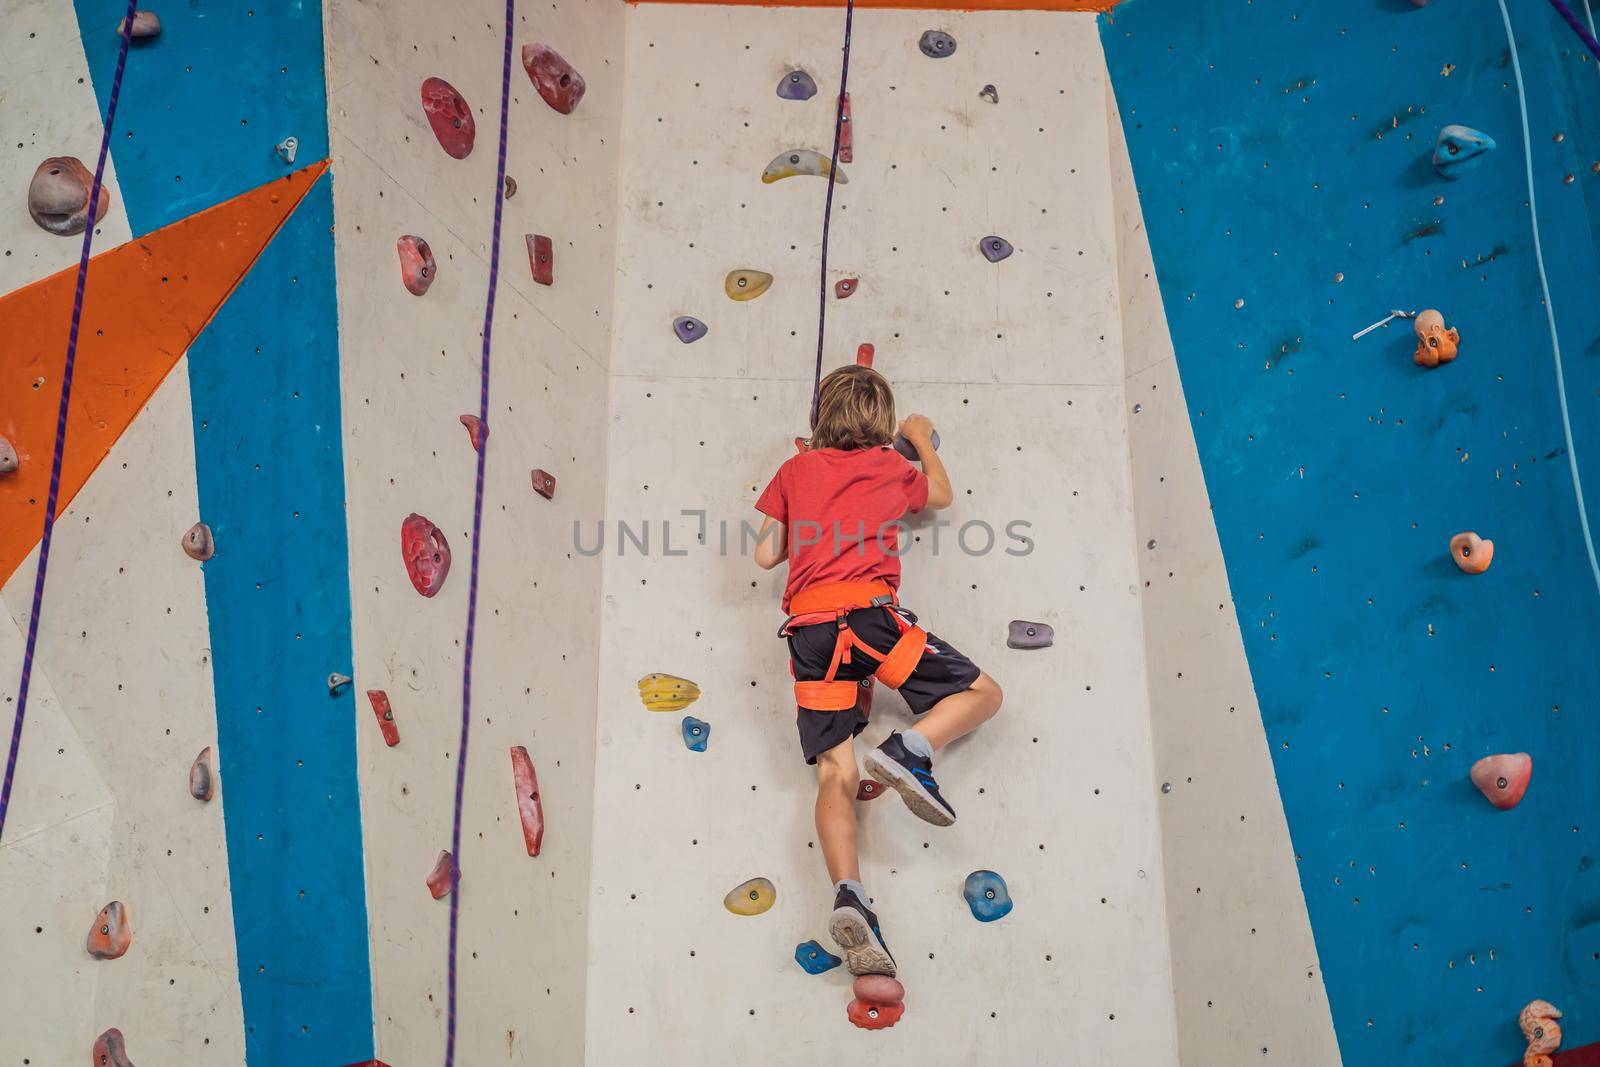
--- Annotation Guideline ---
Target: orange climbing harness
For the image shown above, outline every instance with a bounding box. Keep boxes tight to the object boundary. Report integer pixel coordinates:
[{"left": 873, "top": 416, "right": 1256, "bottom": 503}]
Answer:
[{"left": 783, "top": 580, "right": 927, "bottom": 711}]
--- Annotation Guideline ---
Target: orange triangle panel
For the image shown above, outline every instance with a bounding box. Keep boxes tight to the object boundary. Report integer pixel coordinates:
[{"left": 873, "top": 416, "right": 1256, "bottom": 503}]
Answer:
[{"left": 0, "top": 159, "right": 329, "bottom": 586}]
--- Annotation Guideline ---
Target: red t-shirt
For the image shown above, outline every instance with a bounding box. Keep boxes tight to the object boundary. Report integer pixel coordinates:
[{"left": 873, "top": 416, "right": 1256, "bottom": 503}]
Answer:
[{"left": 756, "top": 445, "right": 930, "bottom": 612}]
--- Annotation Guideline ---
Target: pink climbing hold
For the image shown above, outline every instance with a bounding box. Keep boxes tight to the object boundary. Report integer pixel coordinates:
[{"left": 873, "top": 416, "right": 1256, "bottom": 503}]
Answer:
[
  {"left": 87, "top": 901, "right": 131, "bottom": 960},
  {"left": 400, "top": 513, "right": 451, "bottom": 597},
  {"left": 835, "top": 278, "right": 858, "bottom": 300},
  {"left": 532, "top": 469, "right": 557, "bottom": 500},
  {"left": 521, "top": 43, "right": 586, "bottom": 114},
  {"left": 1521, "top": 999, "right": 1563, "bottom": 1058},
  {"left": 182, "top": 521, "right": 214, "bottom": 562},
  {"left": 846, "top": 997, "right": 904, "bottom": 1030},
  {"left": 1471, "top": 753, "right": 1532, "bottom": 810},
  {"left": 510, "top": 745, "right": 545, "bottom": 857},
  {"left": 0, "top": 435, "right": 16, "bottom": 475},
  {"left": 855, "top": 343, "right": 874, "bottom": 368},
  {"left": 527, "top": 233, "right": 553, "bottom": 286},
  {"left": 396, "top": 235, "right": 436, "bottom": 296},
  {"left": 427, "top": 850, "right": 456, "bottom": 899},
  {"left": 420, "top": 77, "right": 475, "bottom": 159},
  {"left": 367, "top": 690, "right": 400, "bottom": 747},
  {"left": 839, "top": 92, "right": 853, "bottom": 163},
  {"left": 189, "top": 747, "right": 214, "bottom": 801},
  {"left": 118, "top": 10, "right": 161, "bottom": 37},
  {"left": 93, "top": 1028, "right": 135, "bottom": 1067},
  {"left": 853, "top": 974, "right": 904, "bottom": 1004},
  {"left": 1450, "top": 531, "right": 1493, "bottom": 574},
  {"left": 28, "top": 156, "right": 110, "bottom": 236},
  {"left": 459, "top": 414, "right": 488, "bottom": 452}
]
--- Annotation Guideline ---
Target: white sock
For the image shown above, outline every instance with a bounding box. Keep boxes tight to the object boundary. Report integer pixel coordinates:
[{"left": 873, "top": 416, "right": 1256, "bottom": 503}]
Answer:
[
  {"left": 836, "top": 879, "right": 867, "bottom": 902},
  {"left": 900, "top": 728, "right": 933, "bottom": 761}
]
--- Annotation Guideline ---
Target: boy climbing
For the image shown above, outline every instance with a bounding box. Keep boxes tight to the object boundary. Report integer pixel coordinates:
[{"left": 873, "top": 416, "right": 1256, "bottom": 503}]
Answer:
[{"left": 753, "top": 365, "right": 1004, "bottom": 978}]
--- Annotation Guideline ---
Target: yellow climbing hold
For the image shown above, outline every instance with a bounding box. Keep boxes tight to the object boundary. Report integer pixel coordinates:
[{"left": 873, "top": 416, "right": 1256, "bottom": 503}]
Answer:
[
  {"left": 762, "top": 150, "right": 848, "bottom": 185},
  {"left": 724, "top": 877, "right": 776, "bottom": 916},
  {"left": 637, "top": 673, "right": 701, "bottom": 712},
  {"left": 725, "top": 269, "right": 774, "bottom": 302}
]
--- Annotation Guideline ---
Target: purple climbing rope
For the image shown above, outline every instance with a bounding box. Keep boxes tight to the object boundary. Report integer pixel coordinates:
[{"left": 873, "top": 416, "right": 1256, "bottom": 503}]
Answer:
[
  {"left": 0, "top": 0, "right": 139, "bottom": 846},
  {"left": 1545, "top": 0, "right": 1600, "bottom": 61},
  {"left": 811, "top": 0, "right": 856, "bottom": 427},
  {"left": 443, "top": 0, "right": 515, "bottom": 1062}
]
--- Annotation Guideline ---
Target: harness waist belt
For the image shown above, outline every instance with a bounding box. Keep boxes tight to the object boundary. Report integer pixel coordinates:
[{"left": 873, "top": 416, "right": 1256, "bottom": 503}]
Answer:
[{"left": 785, "top": 580, "right": 927, "bottom": 712}]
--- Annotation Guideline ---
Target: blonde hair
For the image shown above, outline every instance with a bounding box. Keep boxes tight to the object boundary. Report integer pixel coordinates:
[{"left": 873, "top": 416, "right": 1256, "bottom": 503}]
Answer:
[{"left": 811, "top": 365, "right": 896, "bottom": 450}]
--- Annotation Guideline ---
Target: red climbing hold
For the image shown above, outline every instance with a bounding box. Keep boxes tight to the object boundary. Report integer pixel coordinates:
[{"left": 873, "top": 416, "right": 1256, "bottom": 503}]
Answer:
[
  {"left": 1471, "top": 753, "right": 1532, "bottom": 810},
  {"left": 857, "top": 779, "right": 883, "bottom": 801},
  {"left": 794, "top": 436, "right": 809, "bottom": 454},
  {"left": 532, "top": 469, "right": 557, "bottom": 500},
  {"left": 835, "top": 278, "right": 858, "bottom": 300},
  {"left": 86, "top": 900, "right": 131, "bottom": 960},
  {"left": 367, "top": 690, "right": 400, "bottom": 747},
  {"left": 527, "top": 234, "right": 553, "bottom": 286},
  {"left": 400, "top": 513, "right": 451, "bottom": 597},
  {"left": 521, "top": 43, "right": 586, "bottom": 114},
  {"left": 420, "top": 77, "right": 475, "bottom": 159},
  {"left": 28, "top": 157, "right": 110, "bottom": 237},
  {"left": 459, "top": 414, "right": 488, "bottom": 452},
  {"left": 853, "top": 974, "right": 904, "bottom": 1004},
  {"left": 93, "top": 1028, "right": 135, "bottom": 1067},
  {"left": 847, "top": 997, "right": 904, "bottom": 1030},
  {"left": 855, "top": 343, "right": 874, "bottom": 368},
  {"left": 396, "top": 235, "right": 436, "bottom": 296},
  {"left": 427, "top": 850, "right": 456, "bottom": 899},
  {"left": 839, "top": 92, "right": 853, "bottom": 163},
  {"left": 510, "top": 745, "right": 545, "bottom": 857}
]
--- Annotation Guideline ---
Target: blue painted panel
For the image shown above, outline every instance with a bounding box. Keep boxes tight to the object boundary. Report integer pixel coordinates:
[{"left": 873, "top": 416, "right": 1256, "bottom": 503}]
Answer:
[
  {"left": 75, "top": 0, "right": 330, "bottom": 234},
  {"left": 1105, "top": 2, "right": 1600, "bottom": 1064}
]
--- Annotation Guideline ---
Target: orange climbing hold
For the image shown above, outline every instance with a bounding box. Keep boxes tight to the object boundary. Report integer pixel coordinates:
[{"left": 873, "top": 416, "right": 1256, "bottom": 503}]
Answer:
[
  {"left": 0, "top": 161, "right": 330, "bottom": 587},
  {"left": 847, "top": 997, "right": 904, "bottom": 1029},
  {"left": 1521, "top": 1000, "right": 1563, "bottom": 1060},
  {"left": 1472, "top": 753, "right": 1532, "bottom": 810},
  {"left": 855, "top": 343, "right": 874, "bottom": 368},
  {"left": 1413, "top": 309, "right": 1459, "bottom": 368},
  {"left": 1450, "top": 531, "right": 1493, "bottom": 574},
  {"left": 86, "top": 901, "right": 131, "bottom": 960}
]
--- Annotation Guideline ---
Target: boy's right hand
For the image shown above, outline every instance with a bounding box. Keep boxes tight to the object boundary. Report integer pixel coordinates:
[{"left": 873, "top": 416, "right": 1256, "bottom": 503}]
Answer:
[{"left": 898, "top": 413, "right": 934, "bottom": 444}]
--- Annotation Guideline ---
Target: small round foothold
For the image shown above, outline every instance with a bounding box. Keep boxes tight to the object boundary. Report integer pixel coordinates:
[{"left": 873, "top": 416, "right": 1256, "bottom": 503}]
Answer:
[
  {"left": 327, "top": 672, "right": 353, "bottom": 696},
  {"left": 182, "top": 522, "right": 214, "bottom": 562},
  {"left": 918, "top": 29, "right": 957, "bottom": 58},
  {"left": 672, "top": 315, "right": 708, "bottom": 344},
  {"left": 119, "top": 10, "right": 162, "bottom": 37},
  {"left": 794, "top": 939, "right": 842, "bottom": 974},
  {"left": 847, "top": 997, "right": 906, "bottom": 1029},
  {"left": 724, "top": 269, "right": 773, "bottom": 301},
  {"left": 681, "top": 715, "right": 710, "bottom": 752},
  {"left": 1006, "top": 619, "right": 1053, "bottom": 650},
  {"left": 189, "top": 746, "right": 215, "bottom": 801},
  {"left": 834, "top": 278, "right": 858, "bottom": 299},
  {"left": 853, "top": 974, "right": 905, "bottom": 1004},
  {"left": 86, "top": 900, "right": 132, "bottom": 960},
  {"left": 962, "top": 869, "right": 1013, "bottom": 922},
  {"left": 979, "top": 235, "right": 1014, "bottom": 263},
  {"left": 723, "top": 876, "right": 776, "bottom": 916},
  {"left": 777, "top": 69, "right": 819, "bottom": 101},
  {"left": 396, "top": 235, "right": 436, "bottom": 296},
  {"left": 28, "top": 156, "right": 110, "bottom": 236},
  {"left": 0, "top": 435, "right": 16, "bottom": 475},
  {"left": 979, "top": 84, "right": 999, "bottom": 104},
  {"left": 276, "top": 136, "right": 298, "bottom": 165},
  {"left": 504, "top": 175, "right": 517, "bottom": 198},
  {"left": 1450, "top": 531, "right": 1493, "bottom": 574},
  {"left": 857, "top": 779, "right": 882, "bottom": 801},
  {"left": 1471, "top": 752, "right": 1531, "bottom": 810}
]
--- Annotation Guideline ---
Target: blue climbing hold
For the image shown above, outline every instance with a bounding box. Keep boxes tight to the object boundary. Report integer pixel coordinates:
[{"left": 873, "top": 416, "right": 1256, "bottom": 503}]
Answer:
[
  {"left": 672, "top": 315, "right": 707, "bottom": 344},
  {"left": 1432, "top": 125, "right": 1496, "bottom": 180},
  {"left": 682, "top": 715, "right": 710, "bottom": 752},
  {"left": 963, "top": 869, "right": 1013, "bottom": 922},
  {"left": 794, "top": 939, "right": 842, "bottom": 974},
  {"left": 777, "top": 70, "right": 818, "bottom": 101}
]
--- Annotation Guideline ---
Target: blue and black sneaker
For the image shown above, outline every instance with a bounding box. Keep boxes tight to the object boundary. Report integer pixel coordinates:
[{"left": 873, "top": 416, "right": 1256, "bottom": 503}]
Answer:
[
  {"left": 828, "top": 884, "right": 896, "bottom": 977},
  {"left": 863, "top": 732, "right": 957, "bottom": 827}
]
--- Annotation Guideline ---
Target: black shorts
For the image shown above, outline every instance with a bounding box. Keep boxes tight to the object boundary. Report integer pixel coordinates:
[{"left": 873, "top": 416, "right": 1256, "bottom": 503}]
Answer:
[{"left": 789, "top": 605, "right": 981, "bottom": 764}]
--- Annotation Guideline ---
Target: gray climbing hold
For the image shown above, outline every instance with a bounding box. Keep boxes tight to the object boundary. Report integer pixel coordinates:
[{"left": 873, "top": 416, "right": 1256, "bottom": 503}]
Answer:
[
  {"left": 672, "top": 316, "right": 707, "bottom": 344},
  {"left": 777, "top": 70, "right": 818, "bottom": 101},
  {"left": 327, "top": 672, "right": 352, "bottom": 696},
  {"left": 1432, "top": 125, "right": 1495, "bottom": 180},
  {"left": 28, "top": 156, "right": 109, "bottom": 236},
  {"left": 979, "top": 236, "right": 1014, "bottom": 263},
  {"left": 0, "top": 435, "right": 17, "bottom": 475},
  {"left": 919, "top": 30, "right": 957, "bottom": 58},
  {"left": 892, "top": 428, "right": 940, "bottom": 461},
  {"left": 189, "top": 747, "right": 214, "bottom": 801},
  {"left": 1006, "top": 620, "right": 1053, "bottom": 650},
  {"left": 979, "top": 84, "right": 998, "bottom": 104},
  {"left": 276, "top": 137, "right": 298, "bottom": 165}
]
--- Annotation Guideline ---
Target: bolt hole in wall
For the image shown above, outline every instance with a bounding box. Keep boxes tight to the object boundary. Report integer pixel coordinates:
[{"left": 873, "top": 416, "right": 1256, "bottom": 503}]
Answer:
[{"left": 1105, "top": 0, "right": 1600, "bottom": 1064}]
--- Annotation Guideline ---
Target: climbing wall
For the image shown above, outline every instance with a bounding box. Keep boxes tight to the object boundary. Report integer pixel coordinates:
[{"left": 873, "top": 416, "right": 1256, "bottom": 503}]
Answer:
[
  {"left": 586, "top": 7, "right": 1180, "bottom": 1062},
  {"left": 1104, "top": 0, "right": 1600, "bottom": 1063},
  {"left": 324, "top": 0, "right": 624, "bottom": 1062}
]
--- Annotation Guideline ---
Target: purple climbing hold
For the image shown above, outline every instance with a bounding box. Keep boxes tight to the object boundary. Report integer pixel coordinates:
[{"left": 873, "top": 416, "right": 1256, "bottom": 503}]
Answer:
[
  {"left": 919, "top": 30, "right": 957, "bottom": 58},
  {"left": 673, "top": 315, "right": 707, "bottom": 344},
  {"left": 980, "top": 236, "right": 1014, "bottom": 263},
  {"left": 777, "top": 69, "right": 818, "bottom": 101},
  {"left": 893, "top": 428, "right": 939, "bottom": 461},
  {"left": 1006, "top": 620, "right": 1053, "bottom": 650}
]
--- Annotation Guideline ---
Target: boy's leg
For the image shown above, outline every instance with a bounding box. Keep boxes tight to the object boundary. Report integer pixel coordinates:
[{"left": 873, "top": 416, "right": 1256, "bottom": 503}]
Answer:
[
  {"left": 814, "top": 738, "right": 861, "bottom": 883},
  {"left": 907, "top": 671, "right": 1003, "bottom": 750}
]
